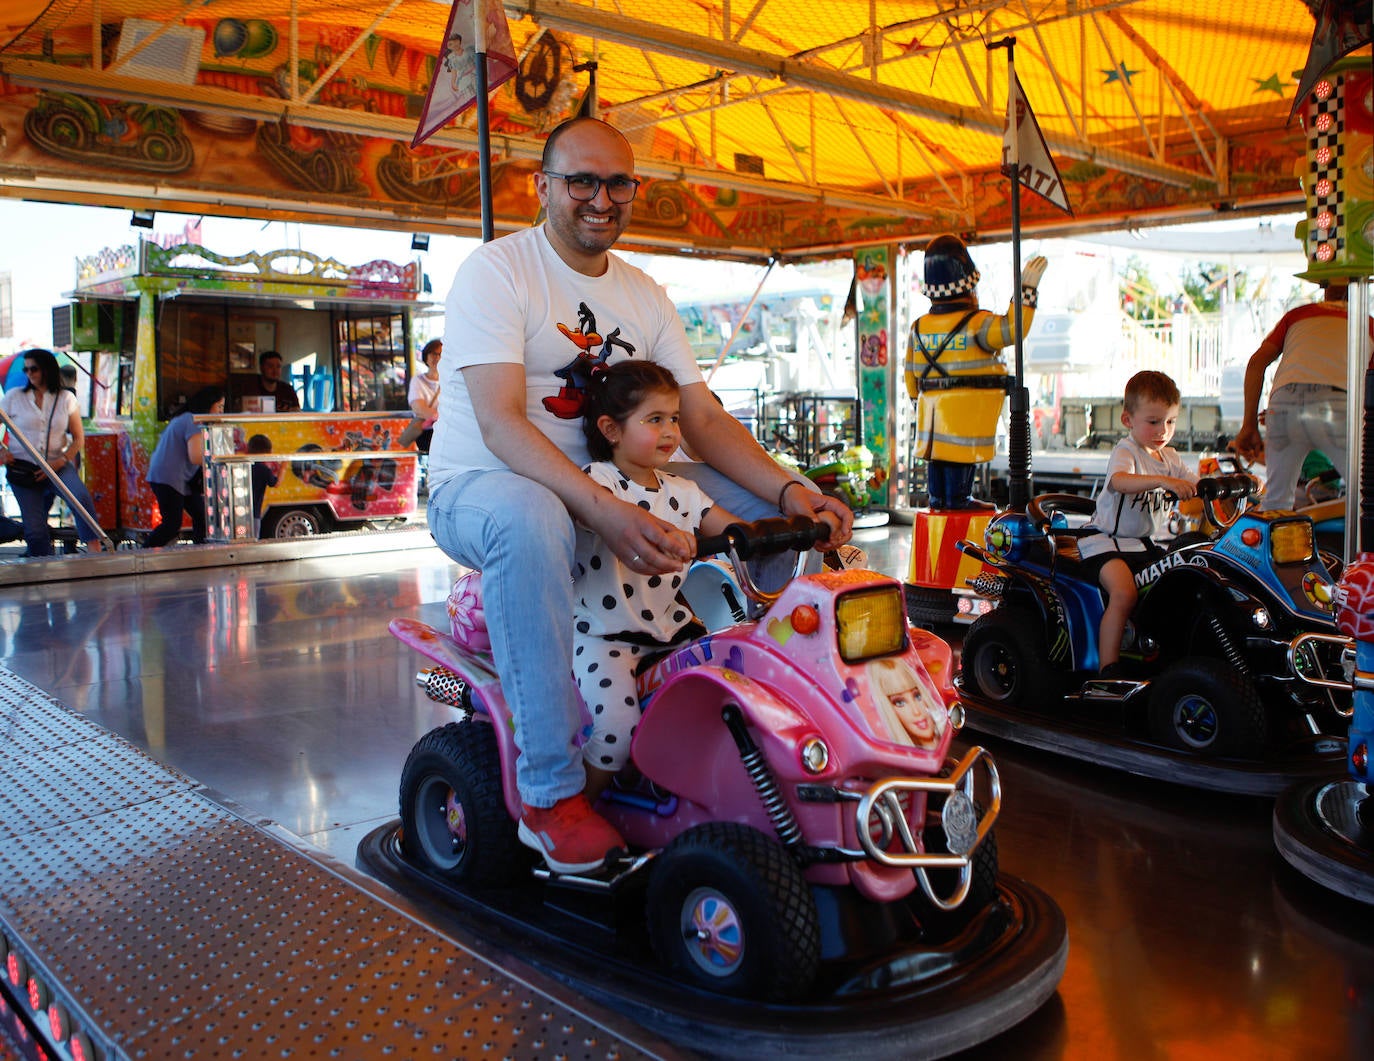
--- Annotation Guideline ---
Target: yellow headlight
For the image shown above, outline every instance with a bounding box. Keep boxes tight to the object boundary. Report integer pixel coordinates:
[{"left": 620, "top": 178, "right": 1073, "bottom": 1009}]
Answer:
[
  {"left": 1270, "top": 520, "right": 1315, "bottom": 565},
  {"left": 836, "top": 587, "right": 907, "bottom": 663}
]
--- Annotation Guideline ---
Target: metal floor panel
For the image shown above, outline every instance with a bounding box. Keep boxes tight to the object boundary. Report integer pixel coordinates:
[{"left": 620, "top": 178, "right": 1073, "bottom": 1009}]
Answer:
[{"left": 0, "top": 677, "right": 659, "bottom": 1060}]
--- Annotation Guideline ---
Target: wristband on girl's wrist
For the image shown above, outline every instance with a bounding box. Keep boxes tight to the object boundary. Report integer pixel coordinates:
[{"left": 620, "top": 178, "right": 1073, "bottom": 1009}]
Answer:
[{"left": 778, "top": 478, "right": 802, "bottom": 510}]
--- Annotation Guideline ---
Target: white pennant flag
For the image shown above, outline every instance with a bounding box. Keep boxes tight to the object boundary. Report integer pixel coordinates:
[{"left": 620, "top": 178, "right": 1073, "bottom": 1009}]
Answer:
[
  {"left": 1003, "top": 70, "right": 1072, "bottom": 215},
  {"left": 412, "top": 0, "right": 518, "bottom": 148}
]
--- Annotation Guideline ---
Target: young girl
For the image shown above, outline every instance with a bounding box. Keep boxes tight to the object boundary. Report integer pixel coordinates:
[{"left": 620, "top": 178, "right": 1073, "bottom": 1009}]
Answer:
[
  {"left": 573, "top": 360, "right": 744, "bottom": 799},
  {"left": 867, "top": 657, "right": 947, "bottom": 750}
]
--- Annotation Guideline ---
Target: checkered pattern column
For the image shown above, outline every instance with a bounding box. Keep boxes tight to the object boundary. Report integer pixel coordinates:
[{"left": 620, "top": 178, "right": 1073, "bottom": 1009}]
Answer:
[
  {"left": 1298, "top": 57, "right": 1373, "bottom": 281},
  {"left": 1304, "top": 79, "right": 1347, "bottom": 265}
]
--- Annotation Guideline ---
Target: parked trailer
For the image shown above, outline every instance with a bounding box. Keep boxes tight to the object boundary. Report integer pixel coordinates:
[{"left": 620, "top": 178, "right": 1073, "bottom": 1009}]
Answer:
[{"left": 61, "top": 238, "right": 425, "bottom": 541}]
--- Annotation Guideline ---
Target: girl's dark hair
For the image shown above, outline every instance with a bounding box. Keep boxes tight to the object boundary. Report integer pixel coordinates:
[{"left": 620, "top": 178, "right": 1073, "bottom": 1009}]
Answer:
[
  {"left": 186, "top": 385, "right": 225, "bottom": 415},
  {"left": 581, "top": 360, "right": 679, "bottom": 461},
  {"left": 20, "top": 349, "right": 61, "bottom": 395}
]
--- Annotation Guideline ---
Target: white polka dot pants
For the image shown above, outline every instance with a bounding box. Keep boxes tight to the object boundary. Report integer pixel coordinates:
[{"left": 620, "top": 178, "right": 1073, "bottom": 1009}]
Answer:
[{"left": 572, "top": 636, "right": 646, "bottom": 772}]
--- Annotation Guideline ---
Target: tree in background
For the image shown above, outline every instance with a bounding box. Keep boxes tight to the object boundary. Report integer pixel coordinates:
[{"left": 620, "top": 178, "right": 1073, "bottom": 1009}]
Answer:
[
  {"left": 1180, "top": 262, "right": 1248, "bottom": 314},
  {"left": 1119, "top": 254, "right": 1163, "bottom": 321}
]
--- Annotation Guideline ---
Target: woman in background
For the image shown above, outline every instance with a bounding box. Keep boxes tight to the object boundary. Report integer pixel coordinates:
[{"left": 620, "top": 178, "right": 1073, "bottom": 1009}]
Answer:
[
  {"left": 0, "top": 348, "right": 103, "bottom": 557},
  {"left": 407, "top": 339, "right": 442, "bottom": 453},
  {"left": 144, "top": 385, "right": 225, "bottom": 548}
]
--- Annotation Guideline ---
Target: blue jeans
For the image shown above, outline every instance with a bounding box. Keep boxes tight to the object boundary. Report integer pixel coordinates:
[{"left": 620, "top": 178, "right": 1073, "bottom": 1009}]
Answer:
[
  {"left": 1261, "top": 383, "right": 1346, "bottom": 511},
  {"left": 10, "top": 463, "right": 101, "bottom": 556},
  {"left": 427, "top": 470, "right": 586, "bottom": 808},
  {"left": 427, "top": 463, "right": 812, "bottom": 807}
]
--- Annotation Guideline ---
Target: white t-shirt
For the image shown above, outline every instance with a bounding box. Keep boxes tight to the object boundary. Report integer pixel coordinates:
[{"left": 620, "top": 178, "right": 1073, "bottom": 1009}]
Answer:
[
  {"left": 1266, "top": 302, "right": 1353, "bottom": 392},
  {"left": 1, "top": 387, "right": 78, "bottom": 462},
  {"left": 573, "top": 462, "right": 715, "bottom": 642},
  {"left": 407, "top": 371, "right": 439, "bottom": 419},
  {"left": 430, "top": 226, "right": 701, "bottom": 491},
  {"left": 1079, "top": 435, "right": 1197, "bottom": 557}
]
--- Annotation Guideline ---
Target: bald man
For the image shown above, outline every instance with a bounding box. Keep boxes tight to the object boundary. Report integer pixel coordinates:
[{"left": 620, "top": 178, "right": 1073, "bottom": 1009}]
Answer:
[{"left": 426, "top": 117, "right": 853, "bottom": 873}]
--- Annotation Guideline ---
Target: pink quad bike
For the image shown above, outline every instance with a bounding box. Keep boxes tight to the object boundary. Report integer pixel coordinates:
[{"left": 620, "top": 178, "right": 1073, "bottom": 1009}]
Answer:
[{"left": 388, "top": 516, "right": 1003, "bottom": 1002}]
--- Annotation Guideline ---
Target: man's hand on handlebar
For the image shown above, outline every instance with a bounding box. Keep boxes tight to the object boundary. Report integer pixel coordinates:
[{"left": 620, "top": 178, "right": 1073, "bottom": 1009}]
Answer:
[
  {"left": 595, "top": 499, "right": 696, "bottom": 575},
  {"left": 780, "top": 483, "right": 854, "bottom": 551}
]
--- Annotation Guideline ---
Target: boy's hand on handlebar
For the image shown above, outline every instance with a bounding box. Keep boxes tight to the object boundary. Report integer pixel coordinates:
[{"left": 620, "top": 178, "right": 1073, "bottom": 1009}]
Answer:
[
  {"left": 780, "top": 482, "right": 853, "bottom": 550},
  {"left": 1164, "top": 476, "right": 1197, "bottom": 501}
]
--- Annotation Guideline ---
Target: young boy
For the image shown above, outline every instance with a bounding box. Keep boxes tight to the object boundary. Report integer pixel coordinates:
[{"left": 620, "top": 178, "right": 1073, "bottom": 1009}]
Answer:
[
  {"left": 1077, "top": 371, "right": 1198, "bottom": 677},
  {"left": 246, "top": 433, "right": 281, "bottom": 538}
]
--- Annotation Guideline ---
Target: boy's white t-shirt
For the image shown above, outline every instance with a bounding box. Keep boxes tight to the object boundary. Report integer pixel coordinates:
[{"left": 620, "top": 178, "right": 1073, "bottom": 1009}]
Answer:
[
  {"left": 1079, "top": 435, "right": 1197, "bottom": 557},
  {"left": 430, "top": 225, "right": 701, "bottom": 491}
]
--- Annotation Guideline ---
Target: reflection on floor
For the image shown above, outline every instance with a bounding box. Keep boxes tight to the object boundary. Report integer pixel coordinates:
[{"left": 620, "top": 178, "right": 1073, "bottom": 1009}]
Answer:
[{"left": 0, "top": 520, "right": 1369, "bottom": 1058}]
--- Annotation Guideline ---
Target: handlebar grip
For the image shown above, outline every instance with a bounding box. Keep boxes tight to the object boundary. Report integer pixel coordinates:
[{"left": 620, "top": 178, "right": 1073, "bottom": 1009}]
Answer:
[
  {"left": 695, "top": 530, "right": 732, "bottom": 556},
  {"left": 696, "top": 516, "right": 826, "bottom": 559},
  {"left": 1196, "top": 473, "right": 1256, "bottom": 501}
]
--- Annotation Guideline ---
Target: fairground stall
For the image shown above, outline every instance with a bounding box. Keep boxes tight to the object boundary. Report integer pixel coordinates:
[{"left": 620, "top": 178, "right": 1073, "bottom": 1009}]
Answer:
[{"left": 61, "top": 236, "right": 424, "bottom": 541}]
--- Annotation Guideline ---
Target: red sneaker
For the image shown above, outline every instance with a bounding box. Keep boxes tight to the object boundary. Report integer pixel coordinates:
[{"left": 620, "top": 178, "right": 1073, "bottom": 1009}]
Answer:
[{"left": 518, "top": 794, "right": 626, "bottom": 873}]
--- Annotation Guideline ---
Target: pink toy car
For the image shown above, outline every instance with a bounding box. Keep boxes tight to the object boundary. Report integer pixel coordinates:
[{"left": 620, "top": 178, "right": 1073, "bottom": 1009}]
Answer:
[{"left": 389, "top": 517, "right": 1003, "bottom": 1001}]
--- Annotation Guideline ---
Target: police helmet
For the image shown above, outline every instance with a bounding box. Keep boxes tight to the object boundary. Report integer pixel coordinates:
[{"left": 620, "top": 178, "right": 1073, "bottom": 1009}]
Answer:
[{"left": 921, "top": 234, "right": 980, "bottom": 299}]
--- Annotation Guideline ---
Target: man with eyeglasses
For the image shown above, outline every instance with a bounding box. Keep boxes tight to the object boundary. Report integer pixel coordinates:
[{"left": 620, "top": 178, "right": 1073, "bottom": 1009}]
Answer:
[{"left": 427, "top": 116, "right": 854, "bottom": 874}]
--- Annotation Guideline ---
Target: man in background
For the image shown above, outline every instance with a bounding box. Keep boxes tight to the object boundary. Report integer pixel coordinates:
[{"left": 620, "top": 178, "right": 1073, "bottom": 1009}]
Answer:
[
  {"left": 1233, "top": 281, "right": 1373, "bottom": 510},
  {"left": 241, "top": 350, "right": 301, "bottom": 413}
]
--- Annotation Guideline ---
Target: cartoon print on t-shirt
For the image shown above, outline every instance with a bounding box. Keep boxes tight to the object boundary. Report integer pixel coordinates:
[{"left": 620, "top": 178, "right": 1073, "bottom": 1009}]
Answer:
[{"left": 542, "top": 302, "right": 638, "bottom": 419}]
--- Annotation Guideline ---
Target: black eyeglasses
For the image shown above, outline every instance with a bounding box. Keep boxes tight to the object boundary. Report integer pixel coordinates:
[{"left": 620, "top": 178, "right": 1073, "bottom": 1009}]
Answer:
[
  {"left": 22, "top": 365, "right": 41, "bottom": 375},
  {"left": 543, "top": 171, "right": 641, "bottom": 204}
]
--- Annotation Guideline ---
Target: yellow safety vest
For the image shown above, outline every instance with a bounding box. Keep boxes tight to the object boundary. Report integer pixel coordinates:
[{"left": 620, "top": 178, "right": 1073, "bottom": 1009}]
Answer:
[{"left": 904, "top": 302, "right": 1036, "bottom": 463}]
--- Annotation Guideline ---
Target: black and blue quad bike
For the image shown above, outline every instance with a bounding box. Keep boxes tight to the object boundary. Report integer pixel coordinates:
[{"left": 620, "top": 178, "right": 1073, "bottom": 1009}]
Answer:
[{"left": 954, "top": 474, "right": 1350, "bottom": 795}]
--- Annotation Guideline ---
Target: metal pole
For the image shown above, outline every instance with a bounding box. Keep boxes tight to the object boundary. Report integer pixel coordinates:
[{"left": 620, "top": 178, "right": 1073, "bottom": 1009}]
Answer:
[
  {"left": 474, "top": 2, "right": 494, "bottom": 243},
  {"left": 1349, "top": 277, "right": 1370, "bottom": 558},
  {"left": 705, "top": 258, "right": 776, "bottom": 383},
  {"left": 993, "top": 37, "right": 1031, "bottom": 512},
  {"left": 0, "top": 406, "right": 114, "bottom": 552}
]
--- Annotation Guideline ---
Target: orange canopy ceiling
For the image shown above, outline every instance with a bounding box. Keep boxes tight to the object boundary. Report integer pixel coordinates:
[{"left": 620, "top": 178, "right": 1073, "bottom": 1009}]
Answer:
[{"left": 0, "top": 0, "right": 1354, "bottom": 259}]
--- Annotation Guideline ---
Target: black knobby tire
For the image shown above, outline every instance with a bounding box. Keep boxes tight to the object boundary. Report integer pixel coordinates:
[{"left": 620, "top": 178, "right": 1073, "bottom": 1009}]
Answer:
[
  {"left": 399, "top": 721, "right": 525, "bottom": 887},
  {"left": 960, "top": 606, "right": 1061, "bottom": 709},
  {"left": 646, "top": 822, "right": 820, "bottom": 1002},
  {"left": 903, "top": 584, "right": 959, "bottom": 629},
  {"left": 1146, "top": 656, "right": 1266, "bottom": 758},
  {"left": 48, "top": 112, "right": 87, "bottom": 150},
  {"left": 913, "top": 821, "right": 1000, "bottom": 943}
]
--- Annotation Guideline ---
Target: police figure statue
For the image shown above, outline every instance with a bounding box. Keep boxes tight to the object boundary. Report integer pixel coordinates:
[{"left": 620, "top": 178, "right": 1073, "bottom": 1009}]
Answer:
[{"left": 904, "top": 234, "right": 1048, "bottom": 509}]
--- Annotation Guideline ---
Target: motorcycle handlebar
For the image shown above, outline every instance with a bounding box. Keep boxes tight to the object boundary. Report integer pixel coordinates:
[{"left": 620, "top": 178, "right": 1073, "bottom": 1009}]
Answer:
[
  {"left": 696, "top": 516, "right": 828, "bottom": 559},
  {"left": 1195, "top": 473, "right": 1257, "bottom": 502}
]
